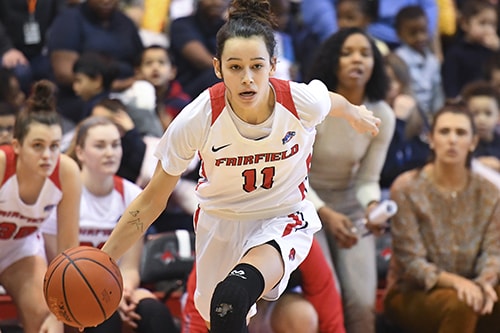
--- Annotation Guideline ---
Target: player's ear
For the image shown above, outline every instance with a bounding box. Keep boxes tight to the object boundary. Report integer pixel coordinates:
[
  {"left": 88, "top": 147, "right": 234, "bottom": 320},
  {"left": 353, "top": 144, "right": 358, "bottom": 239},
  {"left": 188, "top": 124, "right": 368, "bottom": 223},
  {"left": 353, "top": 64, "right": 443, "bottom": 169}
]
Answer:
[
  {"left": 213, "top": 57, "right": 223, "bottom": 79},
  {"left": 12, "top": 139, "right": 20, "bottom": 155},
  {"left": 269, "top": 56, "right": 277, "bottom": 77}
]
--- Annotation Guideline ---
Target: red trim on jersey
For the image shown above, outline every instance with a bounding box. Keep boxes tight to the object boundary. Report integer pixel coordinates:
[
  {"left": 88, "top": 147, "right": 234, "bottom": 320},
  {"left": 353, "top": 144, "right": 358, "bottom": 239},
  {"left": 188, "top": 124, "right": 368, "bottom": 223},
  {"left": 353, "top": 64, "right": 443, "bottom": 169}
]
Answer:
[
  {"left": 208, "top": 79, "right": 298, "bottom": 125},
  {"left": 193, "top": 206, "right": 200, "bottom": 230},
  {"left": 208, "top": 82, "right": 226, "bottom": 125},
  {"left": 48, "top": 157, "right": 61, "bottom": 190},
  {"left": 0, "top": 145, "right": 61, "bottom": 189},
  {"left": 0, "top": 145, "right": 16, "bottom": 186},
  {"left": 269, "top": 78, "right": 299, "bottom": 119},
  {"left": 113, "top": 175, "right": 125, "bottom": 203}
]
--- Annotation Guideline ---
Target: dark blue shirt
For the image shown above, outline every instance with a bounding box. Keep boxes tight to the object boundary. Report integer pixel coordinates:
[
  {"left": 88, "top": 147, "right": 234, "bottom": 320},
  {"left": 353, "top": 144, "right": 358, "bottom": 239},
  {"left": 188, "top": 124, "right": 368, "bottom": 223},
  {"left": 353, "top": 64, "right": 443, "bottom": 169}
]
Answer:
[
  {"left": 474, "top": 132, "right": 500, "bottom": 160},
  {"left": 47, "top": 2, "right": 143, "bottom": 79}
]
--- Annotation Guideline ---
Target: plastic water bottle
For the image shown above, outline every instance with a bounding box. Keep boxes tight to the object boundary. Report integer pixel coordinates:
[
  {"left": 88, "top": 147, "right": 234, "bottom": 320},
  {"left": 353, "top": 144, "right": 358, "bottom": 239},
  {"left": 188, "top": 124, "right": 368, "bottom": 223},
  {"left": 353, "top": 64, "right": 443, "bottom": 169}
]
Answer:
[{"left": 352, "top": 200, "right": 398, "bottom": 237}]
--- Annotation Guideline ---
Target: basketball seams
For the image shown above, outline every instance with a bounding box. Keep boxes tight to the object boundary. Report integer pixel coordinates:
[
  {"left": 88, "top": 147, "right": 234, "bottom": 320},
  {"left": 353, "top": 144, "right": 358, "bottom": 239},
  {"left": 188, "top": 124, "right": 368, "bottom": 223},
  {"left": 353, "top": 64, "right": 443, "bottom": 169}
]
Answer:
[{"left": 44, "top": 246, "right": 123, "bottom": 328}]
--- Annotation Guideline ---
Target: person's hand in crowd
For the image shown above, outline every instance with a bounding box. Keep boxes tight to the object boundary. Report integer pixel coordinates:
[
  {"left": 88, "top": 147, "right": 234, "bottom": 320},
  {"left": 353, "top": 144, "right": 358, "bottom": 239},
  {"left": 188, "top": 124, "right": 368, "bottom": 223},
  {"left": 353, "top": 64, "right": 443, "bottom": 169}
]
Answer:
[
  {"left": 1, "top": 48, "right": 28, "bottom": 68},
  {"left": 118, "top": 286, "right": 141, "bottom": 328},
  {"left": 393, "top": 94, "right": 417, "bottom": 120},
  {"left": 112, "top": 109, "right": 136, "bottom": 134},
  {"left": 451, "top": 275, "right": 485, "bottom": 313},
  {"left": 364, "top": 201, "right": 388, "bottom": 237},
  {"left": 479, "top": 283, "right": 498, "bottom": 315},
  {"left": 318, "top": 206, "right": 358, "bottom": 248},
  {"left": 481, "top": 31, "right": 500, "bottom": 51}
]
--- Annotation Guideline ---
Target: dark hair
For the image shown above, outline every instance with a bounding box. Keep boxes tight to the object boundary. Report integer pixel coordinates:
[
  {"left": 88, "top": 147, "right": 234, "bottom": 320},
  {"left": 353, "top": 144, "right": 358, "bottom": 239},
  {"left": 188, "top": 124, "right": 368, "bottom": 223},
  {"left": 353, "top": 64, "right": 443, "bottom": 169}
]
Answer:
[
  {"left": 336, "top": 0, "right": 379, "bottom": 21},
  {"left": 395, "top": 5, "right": 426, "bottom": 33},
  {"left": 306, "top": 27, "right": 389, "bottom": 102},
  {"left": 460, "top": 0, "right": 496, "bottom": 21},
  {"left": 461, "top": 80, "right": 500, "bottom": 105},
  {"left": 0, "top": 68, "right": 16, "bottom": 102},
  {"left": 94, "top": 98, "right": 127, "bottom": 113},
  {"left": 73, "top": 53, "right": 118, "bottom": 91},
  {"left": 66, "top": 116, "right": 118, "bottom": 166},
  {"left": 140, "top": 44, "right": 175, "bottom": 66},
  {"left": 0, "top": 102, "right": 18, "bottom": 117},
  {"left": 216, "top": 0, "right": 277, "bottom": 60},
  {"left": 428, "top": 101, "right": 477, "bottom": 167},
  {"left": 14, "top": 80, "right": 60, "bottom": 144}
]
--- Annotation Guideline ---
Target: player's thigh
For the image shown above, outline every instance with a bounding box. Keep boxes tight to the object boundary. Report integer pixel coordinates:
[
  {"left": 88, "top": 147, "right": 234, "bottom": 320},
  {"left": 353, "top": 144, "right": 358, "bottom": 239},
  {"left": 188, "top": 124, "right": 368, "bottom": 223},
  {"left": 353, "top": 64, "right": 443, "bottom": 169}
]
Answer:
[{"left": 0, "top": 255, "right": 49, "bottom": 315}]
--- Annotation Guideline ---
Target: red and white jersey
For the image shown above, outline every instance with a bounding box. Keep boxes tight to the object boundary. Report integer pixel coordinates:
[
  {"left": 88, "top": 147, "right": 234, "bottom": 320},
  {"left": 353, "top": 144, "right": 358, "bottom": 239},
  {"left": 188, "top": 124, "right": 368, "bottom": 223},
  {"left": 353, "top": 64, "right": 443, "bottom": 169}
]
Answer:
[
  {"left": 78, "top": 176, "right": 142, "bottom": 248},
  {"left": 155, "top": 78, "right": 331, "bottom": 220},
  {"left": 0, "top": 145, "right": 62, "bottom": 242},
  {"left": 42, "top": 176, "right": 142, "bottom": 249}
]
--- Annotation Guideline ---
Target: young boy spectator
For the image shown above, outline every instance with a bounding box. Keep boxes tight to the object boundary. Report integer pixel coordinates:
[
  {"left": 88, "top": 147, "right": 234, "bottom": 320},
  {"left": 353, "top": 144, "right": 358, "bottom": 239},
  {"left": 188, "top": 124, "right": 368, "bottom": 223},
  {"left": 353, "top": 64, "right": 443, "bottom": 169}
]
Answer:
[
  {"left": 394, "top": 5, "right": 444, "bottom": 126},
  {"left": 442, "top": 0, "right": 499, "bottom": 99},
  {"left": 72, "top": 52, "right": 118, "bottom": 122},
  {"left": 137, "top": 45, "right": 191, "bottom": 131},
  {"left": 461, "top": 80, "right": 500, "bottom": 172}
]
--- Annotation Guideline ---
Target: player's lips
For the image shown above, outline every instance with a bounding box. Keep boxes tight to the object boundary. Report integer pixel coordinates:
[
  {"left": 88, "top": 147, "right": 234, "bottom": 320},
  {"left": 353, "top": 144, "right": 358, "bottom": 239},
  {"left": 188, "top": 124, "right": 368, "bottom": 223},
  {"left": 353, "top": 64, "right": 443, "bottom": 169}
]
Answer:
[{"left": 239, "top": 91, "right": 257, "bottom": 99}]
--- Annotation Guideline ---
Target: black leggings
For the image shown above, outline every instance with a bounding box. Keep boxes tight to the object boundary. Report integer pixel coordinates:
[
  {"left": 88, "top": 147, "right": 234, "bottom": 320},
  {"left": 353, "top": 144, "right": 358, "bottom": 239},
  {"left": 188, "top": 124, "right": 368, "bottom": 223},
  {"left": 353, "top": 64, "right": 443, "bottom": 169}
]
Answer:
[{"left": 85, "top": 298, "right": 178, "bottom": 333}]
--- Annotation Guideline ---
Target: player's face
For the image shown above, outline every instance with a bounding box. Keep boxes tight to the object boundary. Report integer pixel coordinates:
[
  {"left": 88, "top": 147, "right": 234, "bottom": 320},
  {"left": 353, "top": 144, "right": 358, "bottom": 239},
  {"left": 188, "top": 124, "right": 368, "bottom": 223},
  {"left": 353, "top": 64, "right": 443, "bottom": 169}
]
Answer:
[
  {"left": 215, "top": 36, "right": 276, "bottom": 117},
  {"left": 140, "top": 49, "right": 175, "bottom": 88},
  {"left": 336, "top": 33, "right": 374, "bottom": 92},
  {"left": 0, "top": 115, "right": 15, "bottom": 145},
  {"left": 430, "top": 112, "right": 477, "bottom": 167},
  {"left": 13, "top": 123, "right": 62, "bottom": 177},
  {"left": 77, "top": 124, "right": 122, "bottom": 176},
  {"left": 467, "top": 95, "right": 499, "bottom": 142}
]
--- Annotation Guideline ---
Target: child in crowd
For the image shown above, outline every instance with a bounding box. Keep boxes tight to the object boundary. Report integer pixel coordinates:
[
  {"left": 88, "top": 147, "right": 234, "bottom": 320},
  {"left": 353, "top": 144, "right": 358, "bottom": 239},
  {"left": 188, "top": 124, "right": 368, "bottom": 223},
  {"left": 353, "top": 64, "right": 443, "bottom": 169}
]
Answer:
[
  {"left": 442, "top": 0, "right": 499, "bottom": 99},
  {"left": 461, "top": 80, "right": 500, "bottom": 172},
  {"left": 73, "top": 53, "right": 163, "bottom": 137},
  {"left": 380, "top": 52, "right": 430, "bottom": 190},
  {"left": 72, "top": 52, "right": 118, "bottom": 122},
  {"left": 0, "top": 102, "right": 17, "bottom": 145},
  {"left": 335, "top": 0, "right": 390, "bottom": 56},
  {"left": 394, "top": 5, "right": 444, "bottom": 125},
  {"left": 137, "top": 45, "right": 191, "bottom": 131}
]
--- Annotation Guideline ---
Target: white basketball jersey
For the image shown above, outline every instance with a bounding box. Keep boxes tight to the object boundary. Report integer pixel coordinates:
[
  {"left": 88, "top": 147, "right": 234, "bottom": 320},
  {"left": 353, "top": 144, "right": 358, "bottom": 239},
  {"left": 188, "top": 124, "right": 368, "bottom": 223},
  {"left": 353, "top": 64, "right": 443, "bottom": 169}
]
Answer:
[
  {"left": 155, "top": 78, "right": 331, "bottom": 221},
  {"left": 79, "top": 176, "right": 142, "bottom": 248},
  {"left": 0, "top": 145, "right": 62, "bottom": 242}
]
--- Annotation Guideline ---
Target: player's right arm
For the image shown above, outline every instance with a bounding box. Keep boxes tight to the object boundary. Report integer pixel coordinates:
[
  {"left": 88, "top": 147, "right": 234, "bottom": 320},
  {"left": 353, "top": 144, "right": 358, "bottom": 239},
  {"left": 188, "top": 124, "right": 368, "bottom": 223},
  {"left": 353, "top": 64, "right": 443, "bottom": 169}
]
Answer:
[{"left": 101, "top": 162, "right": 180, "bottom": 261}]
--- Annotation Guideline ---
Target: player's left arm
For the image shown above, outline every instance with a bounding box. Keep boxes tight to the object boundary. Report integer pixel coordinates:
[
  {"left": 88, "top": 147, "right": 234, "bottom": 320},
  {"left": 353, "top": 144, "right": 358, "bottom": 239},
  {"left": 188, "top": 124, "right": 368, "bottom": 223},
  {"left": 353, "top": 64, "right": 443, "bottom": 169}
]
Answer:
[
  {"left": 328, "top": 92, "right": 380, "bottom": 136},
  {"left": 56, "top": 154, "right": 82, "bottom": 253}
]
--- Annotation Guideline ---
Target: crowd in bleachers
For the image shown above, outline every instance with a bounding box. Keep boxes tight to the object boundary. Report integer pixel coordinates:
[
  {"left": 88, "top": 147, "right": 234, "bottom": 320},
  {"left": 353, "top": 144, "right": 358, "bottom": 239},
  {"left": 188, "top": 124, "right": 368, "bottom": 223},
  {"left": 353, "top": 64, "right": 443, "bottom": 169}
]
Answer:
[{"left": 1, "top": 0, "right": 500, "bottom": 332}]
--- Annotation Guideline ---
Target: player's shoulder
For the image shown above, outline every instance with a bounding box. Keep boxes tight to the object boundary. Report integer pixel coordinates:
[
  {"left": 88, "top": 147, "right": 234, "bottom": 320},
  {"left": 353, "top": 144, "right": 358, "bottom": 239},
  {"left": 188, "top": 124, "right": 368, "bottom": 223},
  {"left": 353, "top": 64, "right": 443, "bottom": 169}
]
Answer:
[
  {"left": 58, "top": 154, "right": 80, "bottom": 180},
  {"left": 0, "top": 147, "right": 7, "bottom": 186}
]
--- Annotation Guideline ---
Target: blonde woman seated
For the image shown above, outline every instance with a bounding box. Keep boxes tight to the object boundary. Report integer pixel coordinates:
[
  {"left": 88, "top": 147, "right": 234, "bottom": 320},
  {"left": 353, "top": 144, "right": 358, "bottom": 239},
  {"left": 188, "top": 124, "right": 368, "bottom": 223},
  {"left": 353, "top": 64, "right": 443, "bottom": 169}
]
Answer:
[{"left": 384, "top": 102, "right": 500, "bottom": 333}]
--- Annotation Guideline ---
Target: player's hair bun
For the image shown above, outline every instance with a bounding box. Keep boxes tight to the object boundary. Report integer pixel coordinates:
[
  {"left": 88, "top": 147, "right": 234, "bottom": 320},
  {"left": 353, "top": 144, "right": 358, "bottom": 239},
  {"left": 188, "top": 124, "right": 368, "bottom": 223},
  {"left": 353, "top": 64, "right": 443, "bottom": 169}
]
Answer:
[
  {"left": 27, "top": 80, "right": 56, "bottom": 113},
  {"left": 229, "top": 0, "right": 272, "bottom": 23}
]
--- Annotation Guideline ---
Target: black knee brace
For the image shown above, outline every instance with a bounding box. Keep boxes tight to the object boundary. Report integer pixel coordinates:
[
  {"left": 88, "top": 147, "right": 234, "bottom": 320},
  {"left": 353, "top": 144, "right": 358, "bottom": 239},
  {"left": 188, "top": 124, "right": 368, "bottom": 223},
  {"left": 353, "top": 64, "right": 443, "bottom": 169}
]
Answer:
[{"left": 209, "top": 263, "right": 265, "bottom": 333}]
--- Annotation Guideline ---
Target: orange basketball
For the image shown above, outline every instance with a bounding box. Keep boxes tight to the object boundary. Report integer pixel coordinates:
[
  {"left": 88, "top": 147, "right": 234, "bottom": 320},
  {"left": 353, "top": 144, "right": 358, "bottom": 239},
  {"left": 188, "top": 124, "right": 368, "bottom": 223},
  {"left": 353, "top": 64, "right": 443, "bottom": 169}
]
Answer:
[{"left": 43, "top": 246, "right": 123, "bottom": 328}]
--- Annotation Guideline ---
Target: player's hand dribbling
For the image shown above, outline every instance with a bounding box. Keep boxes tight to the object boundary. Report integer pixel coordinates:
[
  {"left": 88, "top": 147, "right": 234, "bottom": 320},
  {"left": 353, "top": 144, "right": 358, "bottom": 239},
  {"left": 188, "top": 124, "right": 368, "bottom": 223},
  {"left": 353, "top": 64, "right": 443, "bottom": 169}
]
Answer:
[{"left": 349, "top": 105, "right": 381, "bottom": 136}]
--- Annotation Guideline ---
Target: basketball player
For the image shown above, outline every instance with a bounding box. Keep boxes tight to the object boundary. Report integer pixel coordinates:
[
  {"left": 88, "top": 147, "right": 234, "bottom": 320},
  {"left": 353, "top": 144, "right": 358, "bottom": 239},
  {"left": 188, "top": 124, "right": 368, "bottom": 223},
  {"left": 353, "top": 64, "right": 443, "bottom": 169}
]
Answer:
[
  {"left": 0, "top": 80, "right": 81, "bottom": 333},
  {"left": 43, "top": 116, "right": 178, "bottom": 333},
  {"left": 101, "top": 0, "right": 381, "bottom": 331}
]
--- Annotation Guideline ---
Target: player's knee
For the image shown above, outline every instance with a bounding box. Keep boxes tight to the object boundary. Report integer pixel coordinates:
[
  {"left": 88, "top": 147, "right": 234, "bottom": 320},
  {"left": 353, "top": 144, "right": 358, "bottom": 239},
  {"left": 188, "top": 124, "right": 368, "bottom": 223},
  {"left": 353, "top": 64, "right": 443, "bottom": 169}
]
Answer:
[{"left": 209, "top": 263, "right": 265, "bottom": 333}]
